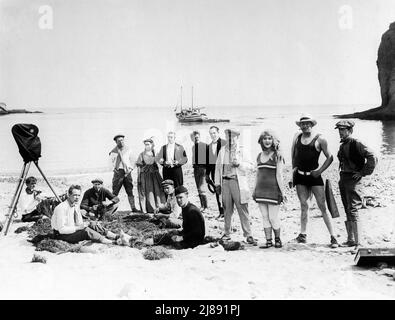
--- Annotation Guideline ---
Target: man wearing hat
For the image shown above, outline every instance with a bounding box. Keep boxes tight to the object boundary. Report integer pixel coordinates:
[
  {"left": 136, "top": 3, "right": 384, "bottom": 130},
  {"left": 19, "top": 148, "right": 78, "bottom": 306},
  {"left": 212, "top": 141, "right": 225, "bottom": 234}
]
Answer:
[
  {"left": 336, "top": 120, "right": 377, "bottom": 251},
  {"left": 190, "top": 130, "right": 209, "bottom": 212},
  {"left": 152, "top": 179, "right": 182, "bottom": 228},
  {"left": 291, "top": 114, "right": 339, "bottom": 248},
  {"left": 156, "top": 131, "right": 188, "bottom": 188},
  {"left": 109, "top": 134, "right": 138, "bottom": 212},
  {"left": 214, "top": 128, "right": 257, "bottom": 245},
  {"left": 80, "top": 178, "right": 120, "bottom": 220}
]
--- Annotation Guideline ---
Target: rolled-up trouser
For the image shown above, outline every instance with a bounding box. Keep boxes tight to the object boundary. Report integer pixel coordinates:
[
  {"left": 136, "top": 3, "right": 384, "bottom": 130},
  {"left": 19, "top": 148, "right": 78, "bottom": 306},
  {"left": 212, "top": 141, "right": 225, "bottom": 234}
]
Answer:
[
  {"left": 258, "top": 203, "right": 280, "bottom": 229},
  {"left": 222, "top": 178, "right": 252, "bottom": 238},
  {"left": 339, "top": 172, "right": 363, "bottom": 222},
  {"left": 54, "top": 221, "right": 107, "bottom": 244}
]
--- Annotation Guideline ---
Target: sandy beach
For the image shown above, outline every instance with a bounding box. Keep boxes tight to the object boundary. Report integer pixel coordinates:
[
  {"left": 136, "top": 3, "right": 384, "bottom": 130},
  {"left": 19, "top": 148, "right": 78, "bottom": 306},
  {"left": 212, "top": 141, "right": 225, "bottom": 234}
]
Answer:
[{"left": 1, "top": 156, "right": 395, "bottom": 300}]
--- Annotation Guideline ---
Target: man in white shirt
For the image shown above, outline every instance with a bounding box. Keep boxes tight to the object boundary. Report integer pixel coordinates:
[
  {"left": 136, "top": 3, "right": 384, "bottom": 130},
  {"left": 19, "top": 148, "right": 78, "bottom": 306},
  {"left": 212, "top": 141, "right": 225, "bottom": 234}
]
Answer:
[
  {"left": 152, "top": 179, "right": 182, "bottom": 228},
  {"left": 51, "top": 185, "right": 119, "bottom": 244},
  {"left": 18, "top": 176, "right": 43, "bottom": 222},
  {"left": 156, "top": 131, "right": 188, "bottom": 188},
  {"left": 109, "top": 134, "right": 139, "bottom": 212}
]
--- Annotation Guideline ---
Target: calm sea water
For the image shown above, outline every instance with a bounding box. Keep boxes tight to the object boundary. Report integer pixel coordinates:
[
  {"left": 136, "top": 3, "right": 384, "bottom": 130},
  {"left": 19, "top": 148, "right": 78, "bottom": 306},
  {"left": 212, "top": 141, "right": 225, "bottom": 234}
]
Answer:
[{"left": 1, "top": 105, "right": 394, "bottom": 175}]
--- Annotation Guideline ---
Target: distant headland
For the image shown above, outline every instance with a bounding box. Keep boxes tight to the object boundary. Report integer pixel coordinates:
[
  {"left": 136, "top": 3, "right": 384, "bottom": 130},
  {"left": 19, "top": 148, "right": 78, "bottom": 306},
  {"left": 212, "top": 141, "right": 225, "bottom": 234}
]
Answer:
[
  {"left": 0, "top": 102, "right": 42, "bottom": 116},
  {"left": 336, "top": 22, "right": 395, "bottom": 120}
]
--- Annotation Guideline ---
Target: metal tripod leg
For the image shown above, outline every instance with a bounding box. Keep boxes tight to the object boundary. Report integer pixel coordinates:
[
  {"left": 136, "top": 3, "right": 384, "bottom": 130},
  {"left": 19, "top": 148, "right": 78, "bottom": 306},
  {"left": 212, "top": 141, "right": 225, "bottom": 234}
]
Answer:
[
  {"left": 3, "top": 162, "right": 32, "bottom": 235},
  {"left": 34, "top": 161, "right": 61, "bottom": 202}
]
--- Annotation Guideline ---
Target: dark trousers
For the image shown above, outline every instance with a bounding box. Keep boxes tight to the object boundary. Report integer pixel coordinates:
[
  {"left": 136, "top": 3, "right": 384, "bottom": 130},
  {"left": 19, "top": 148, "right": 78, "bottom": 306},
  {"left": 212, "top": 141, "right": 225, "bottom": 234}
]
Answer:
[
  {"left": 112, "top": 169, "right": 136, "bottom": 209},
  {"left": 163, "top": 166, "right": 183, "bottom": 188},
  {"left": 208, "top": 165, "right": 223, "bottom": 214},
  {"left": 339, "top": 173, "right": 362, "bottom": 222},
  {"left": 54, "top": 222, "right": 107, "bottom": 244},
  {"left": 193, "top": 166, "right": 206, "bottom": 195},
  {"left": 21, "top": 209, "right": 42, "bottom": 222},
  {"left": 153, "top": 230, "right": 203, "bottom": 249}
]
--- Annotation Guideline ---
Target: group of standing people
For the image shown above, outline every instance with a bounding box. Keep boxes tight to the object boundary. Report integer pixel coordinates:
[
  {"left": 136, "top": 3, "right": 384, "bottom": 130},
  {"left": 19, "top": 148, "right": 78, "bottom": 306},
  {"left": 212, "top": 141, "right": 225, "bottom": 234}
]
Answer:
[{"left": 16, "top": 113, "right": 378, "bottom": 252}]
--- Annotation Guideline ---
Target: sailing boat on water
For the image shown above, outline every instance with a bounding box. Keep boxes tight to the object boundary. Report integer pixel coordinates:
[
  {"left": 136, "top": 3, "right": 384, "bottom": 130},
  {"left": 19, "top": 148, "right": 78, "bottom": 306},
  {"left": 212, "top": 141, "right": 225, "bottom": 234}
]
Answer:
[{"left": 175, "top": 86, "right": 209, "bottom": 123}]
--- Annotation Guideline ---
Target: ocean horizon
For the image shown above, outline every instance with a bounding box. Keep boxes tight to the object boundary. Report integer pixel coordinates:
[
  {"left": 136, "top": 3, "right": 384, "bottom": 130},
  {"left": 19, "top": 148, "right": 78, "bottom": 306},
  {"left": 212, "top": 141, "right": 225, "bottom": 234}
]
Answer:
[{"left": 1, "top": 104, "right": 394, "bottom": 176}]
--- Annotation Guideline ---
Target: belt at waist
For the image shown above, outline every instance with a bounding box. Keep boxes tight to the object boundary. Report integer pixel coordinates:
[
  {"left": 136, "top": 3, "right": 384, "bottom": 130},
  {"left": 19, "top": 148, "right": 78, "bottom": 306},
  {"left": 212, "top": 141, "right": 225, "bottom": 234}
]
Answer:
[
  {"left": 223, "top": 175, "right": 237, "bottom": 180},
  {"left": 297, "top": 170, "right": 312, "bottom": 176}
]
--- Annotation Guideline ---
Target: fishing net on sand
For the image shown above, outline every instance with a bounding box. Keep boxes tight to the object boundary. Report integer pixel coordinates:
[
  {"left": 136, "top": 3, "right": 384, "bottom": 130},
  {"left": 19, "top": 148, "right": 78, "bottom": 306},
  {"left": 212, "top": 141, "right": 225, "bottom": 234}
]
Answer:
[
  {"left": 101, "top": 212, "right": 178, "bottom": 249},
  {"left": 18, "top": 212, "right": 180, "bottom": 253}
]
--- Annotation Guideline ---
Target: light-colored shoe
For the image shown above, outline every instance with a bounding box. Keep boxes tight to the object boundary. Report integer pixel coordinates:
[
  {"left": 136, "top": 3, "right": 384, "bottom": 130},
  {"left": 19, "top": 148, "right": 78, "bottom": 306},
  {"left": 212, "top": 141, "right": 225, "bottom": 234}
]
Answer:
[
  {"left": 144, "top": 238, "right": 154, "bottom": 246},
  {"left": 119, "top": 230, "right": 132, "bottom": 246}
]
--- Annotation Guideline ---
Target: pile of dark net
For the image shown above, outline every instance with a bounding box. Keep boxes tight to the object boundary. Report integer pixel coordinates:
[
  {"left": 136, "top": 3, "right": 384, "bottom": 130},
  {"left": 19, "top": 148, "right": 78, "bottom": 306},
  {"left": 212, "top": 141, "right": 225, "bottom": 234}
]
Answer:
[
  {"left": 101, "top": 212, "right": 178, "bottom": 249},
  {"left": 17, "top": 212, "right": 218, "bottom": 253}
]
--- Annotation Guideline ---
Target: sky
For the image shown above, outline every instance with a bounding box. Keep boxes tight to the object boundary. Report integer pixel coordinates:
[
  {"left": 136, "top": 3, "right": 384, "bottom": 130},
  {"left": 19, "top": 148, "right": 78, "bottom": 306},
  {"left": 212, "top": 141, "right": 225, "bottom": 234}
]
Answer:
[{"left": 1, "top": 0, "right": 395, "bottom": 109}]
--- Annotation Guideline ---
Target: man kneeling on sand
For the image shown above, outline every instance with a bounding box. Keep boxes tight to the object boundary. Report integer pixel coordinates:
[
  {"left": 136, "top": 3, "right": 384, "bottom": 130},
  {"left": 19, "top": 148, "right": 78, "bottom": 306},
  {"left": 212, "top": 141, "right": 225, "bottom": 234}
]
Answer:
[
  {"left": 151, "top": 179, "right": 182, "bottom": 228},
  {"left": 51, "top": 185, "right": 120, "bottom": 244}
]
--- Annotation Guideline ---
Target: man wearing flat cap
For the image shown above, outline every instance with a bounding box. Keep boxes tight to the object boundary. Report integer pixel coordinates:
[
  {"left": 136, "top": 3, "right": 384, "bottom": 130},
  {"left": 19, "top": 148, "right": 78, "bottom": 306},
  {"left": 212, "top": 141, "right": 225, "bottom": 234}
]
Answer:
[
  {"left": 291, "top": 114, "right": 339, "bottom": 248},
  {"left": 215, "top": 128, "right": 257, "bottom": 245},
  {"left": 152, "top": 179, "right": 182, "bottom": 228},
  {"left": 109, "top": 134, "right": 138, "bottom": 212},
  {"left": 80, "top": 178, "right": 120, "bottom": 220},
  {"left": 336, "top": 120, "right": 377, "bottom": 251},
  {"left": 190, "top": 130, "right": 209, "bottom": 212}
]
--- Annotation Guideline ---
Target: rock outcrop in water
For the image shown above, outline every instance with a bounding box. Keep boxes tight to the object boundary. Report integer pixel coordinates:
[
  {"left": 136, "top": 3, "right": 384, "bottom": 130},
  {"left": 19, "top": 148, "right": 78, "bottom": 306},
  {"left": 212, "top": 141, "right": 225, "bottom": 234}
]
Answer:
[
  {"left": 0, "top": 102, "right": 42, "bottom": 116},
  {"left": 336, "top": 22, "right": 395, "bottom": 120}
]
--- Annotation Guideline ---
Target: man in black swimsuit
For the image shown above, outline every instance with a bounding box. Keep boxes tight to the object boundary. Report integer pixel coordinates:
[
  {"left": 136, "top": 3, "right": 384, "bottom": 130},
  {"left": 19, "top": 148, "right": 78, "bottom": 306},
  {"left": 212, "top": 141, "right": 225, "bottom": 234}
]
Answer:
[{"left": 291, "top": 114, "right": 338, "bottom": 248}]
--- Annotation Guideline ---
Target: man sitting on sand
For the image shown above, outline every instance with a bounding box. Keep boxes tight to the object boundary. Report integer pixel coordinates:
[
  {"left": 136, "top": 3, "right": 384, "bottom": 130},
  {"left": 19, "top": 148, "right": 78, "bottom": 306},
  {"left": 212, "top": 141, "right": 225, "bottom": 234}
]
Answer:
[
  {"left": 80, "top": 178, "right": 120, "bottom": 220},
  {"left": 131, "top": 186, "right": 205, "bottom": 249},
  {"left": 51, "top": 185, "right": 120, "bottom": 244},
  {"left": 152, "top": 179, "right": 182, "bottom": 228},
  {"left": 18, "top": 176, "right": 44, "bottom": 222},
  {"left": 170, "top": 186, "right": 206, "bottom": 249}
]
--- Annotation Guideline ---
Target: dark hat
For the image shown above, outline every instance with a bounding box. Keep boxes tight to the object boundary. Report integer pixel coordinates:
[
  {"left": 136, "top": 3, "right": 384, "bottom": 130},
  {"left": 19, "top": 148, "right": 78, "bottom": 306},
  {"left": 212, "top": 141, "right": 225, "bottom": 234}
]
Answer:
[
  {"left": 224, "top": 128, "right": 240, "bottom": 137},
  {"left": 143, "top": 137, "right": 154, "bottom": 144},
  {"left": 113, "top": 134, "right": 125, "bottom": 141},
  {"left": 175, "top": 185, "right": 188, "bottom": 195},
  {"left": 334, "top": 120, "right": 355, "bottom": 129},
  {"left": 91, "top": 178, "right": 103, "bottom": 184},
  {"left": 161, "top": 179, "right": 174, "bottom": 187}
]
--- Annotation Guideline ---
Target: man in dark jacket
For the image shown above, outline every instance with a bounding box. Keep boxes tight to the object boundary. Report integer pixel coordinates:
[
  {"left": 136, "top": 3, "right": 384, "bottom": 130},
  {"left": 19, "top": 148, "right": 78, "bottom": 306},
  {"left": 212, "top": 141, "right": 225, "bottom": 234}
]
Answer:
[
  {"left": 336, "top": 120, "right": 377, "bottom": 251},
  {"left": 172, "top": 186, "right": 205, "bottom": 249},
  {"left": 155, "top": 131, "right": 188, "bottom": 188},
  {"left": 206, "top": 126, "right": 227, "bottom": 218},
  {"left": 80, "top": 178, "right": 119, "bottom": 220},
  {"left": 190, "top": 130, "right": 209, "bottom": 212}
]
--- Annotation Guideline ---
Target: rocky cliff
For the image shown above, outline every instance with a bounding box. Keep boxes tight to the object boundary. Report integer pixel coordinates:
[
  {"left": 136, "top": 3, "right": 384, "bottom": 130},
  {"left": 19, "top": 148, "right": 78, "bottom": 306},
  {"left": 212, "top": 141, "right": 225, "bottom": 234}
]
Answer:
[{"left": 337, "top": 22, "right": 395, "bottom": 120}]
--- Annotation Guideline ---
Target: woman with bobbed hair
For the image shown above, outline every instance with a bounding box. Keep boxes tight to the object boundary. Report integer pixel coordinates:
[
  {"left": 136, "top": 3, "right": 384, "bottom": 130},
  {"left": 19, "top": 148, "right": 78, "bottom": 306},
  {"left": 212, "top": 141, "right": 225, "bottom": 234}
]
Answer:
[{"left": 253, "top": 129, "right": 285, "bottom": 248}]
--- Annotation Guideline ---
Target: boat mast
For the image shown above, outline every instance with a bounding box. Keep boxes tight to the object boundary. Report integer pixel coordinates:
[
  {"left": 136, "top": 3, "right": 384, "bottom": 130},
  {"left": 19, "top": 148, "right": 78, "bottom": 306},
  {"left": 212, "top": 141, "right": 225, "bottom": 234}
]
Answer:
[
  {"left": 191, "top": 86, "right": 194, "bottom": 110},
  {"left": 180, "top": 86, "right": 183, "bottom": 111}
]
